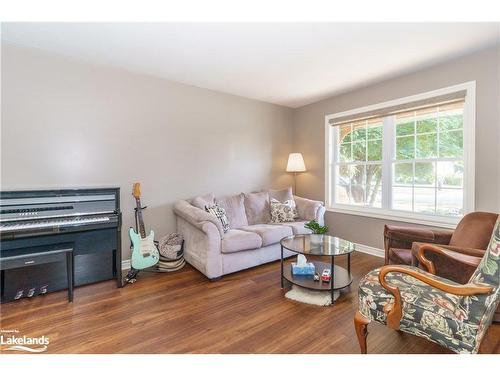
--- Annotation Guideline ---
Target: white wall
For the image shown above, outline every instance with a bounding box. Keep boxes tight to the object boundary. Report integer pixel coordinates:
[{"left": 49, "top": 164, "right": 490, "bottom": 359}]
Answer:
[{"left": 1, "top": 44, "right": 294, "bottom": 258}]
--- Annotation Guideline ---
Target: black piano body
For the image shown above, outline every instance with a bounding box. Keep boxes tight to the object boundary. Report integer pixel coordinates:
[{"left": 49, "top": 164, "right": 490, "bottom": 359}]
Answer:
[{"left": 0, "top": 187, "right": 122, "bottom": 303}]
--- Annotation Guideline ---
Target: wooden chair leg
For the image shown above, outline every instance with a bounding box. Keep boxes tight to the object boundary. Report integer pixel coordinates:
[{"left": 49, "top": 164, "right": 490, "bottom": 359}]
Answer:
[
  {"left": 493, "top": 305, "right": 500, "bottom": 324},
  {"left": 478, "top": 325, "right": 500, "bottom": 353},
  {"left": 354, "top": 311, "right": 371, "bottom": 354}
]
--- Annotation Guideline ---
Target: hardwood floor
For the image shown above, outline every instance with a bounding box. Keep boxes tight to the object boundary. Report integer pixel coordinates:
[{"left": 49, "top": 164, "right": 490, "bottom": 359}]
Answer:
[{"left": 1, "top": 251, "right": 498, "bottom": 354}]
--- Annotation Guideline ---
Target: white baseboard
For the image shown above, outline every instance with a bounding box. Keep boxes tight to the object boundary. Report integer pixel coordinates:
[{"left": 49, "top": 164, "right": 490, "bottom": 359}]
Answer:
[
  {"left": 122, "top": 259, "right": 131, "bottom": 270},
  {"left": 355, "top": 243, "right": 384, "bottom": 258},
  {"left": 120, "top": 244, "right": 383, "bottom": 270}
]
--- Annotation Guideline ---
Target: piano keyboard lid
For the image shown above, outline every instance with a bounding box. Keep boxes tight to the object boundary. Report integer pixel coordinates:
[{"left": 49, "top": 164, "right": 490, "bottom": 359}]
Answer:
[{"left": 0, "top": 188, "right": 119, "bottom": 222}]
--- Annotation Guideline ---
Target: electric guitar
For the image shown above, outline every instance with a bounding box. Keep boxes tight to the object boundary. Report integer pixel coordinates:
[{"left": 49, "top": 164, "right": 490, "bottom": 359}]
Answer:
[{"left": 129, "top": 183, "right": 159, "bottom": 270}]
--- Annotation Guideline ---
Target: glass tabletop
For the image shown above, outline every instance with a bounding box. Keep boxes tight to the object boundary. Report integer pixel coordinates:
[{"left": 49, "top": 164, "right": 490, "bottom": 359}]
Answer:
[{"left": 280, "top": 234, "right": 355, "bottom": 256}]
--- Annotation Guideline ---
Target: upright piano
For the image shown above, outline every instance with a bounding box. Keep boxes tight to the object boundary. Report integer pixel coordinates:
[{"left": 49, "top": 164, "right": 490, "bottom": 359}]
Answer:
[{"left": 0, "top": 188, "right": 122, "bottom": 303}]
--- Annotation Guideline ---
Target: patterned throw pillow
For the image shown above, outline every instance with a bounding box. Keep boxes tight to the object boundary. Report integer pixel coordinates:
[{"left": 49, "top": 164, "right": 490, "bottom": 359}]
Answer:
[
  {"left": 270, "top": 198, "right": 298, "bottom": 223},
  {"left": 205, "top": 203, "right": 230, "bottom": 233}
]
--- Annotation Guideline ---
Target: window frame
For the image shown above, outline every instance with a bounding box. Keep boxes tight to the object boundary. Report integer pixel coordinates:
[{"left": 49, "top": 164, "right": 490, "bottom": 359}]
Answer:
[{"left": 325, "top": 82, "right": 475, "bottom": 229}]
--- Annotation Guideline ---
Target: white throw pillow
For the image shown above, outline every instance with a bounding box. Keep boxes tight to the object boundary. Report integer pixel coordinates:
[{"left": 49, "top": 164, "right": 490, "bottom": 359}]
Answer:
[{"left": 244, "top": 191, "right": 271, "bottom": 225}]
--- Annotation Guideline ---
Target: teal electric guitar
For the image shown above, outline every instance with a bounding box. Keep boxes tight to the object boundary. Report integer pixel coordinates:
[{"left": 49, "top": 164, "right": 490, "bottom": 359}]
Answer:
[{"left": 129, "top": 183, "right": 159, "bottom": 270}]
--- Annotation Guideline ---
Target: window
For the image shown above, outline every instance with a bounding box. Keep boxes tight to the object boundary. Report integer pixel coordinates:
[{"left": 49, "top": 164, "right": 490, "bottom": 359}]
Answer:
[
  {"left": 336, "top": 118, "right": 383, "bottom": 208},
  {"left": 326, "top": 82, "right": 475, "bottom": 227}
]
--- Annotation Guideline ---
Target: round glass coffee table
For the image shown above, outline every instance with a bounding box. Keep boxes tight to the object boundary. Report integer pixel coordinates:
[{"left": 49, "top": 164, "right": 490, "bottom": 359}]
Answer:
[{"left": 280, "top": 234, "right": 355, "bottom": 304}]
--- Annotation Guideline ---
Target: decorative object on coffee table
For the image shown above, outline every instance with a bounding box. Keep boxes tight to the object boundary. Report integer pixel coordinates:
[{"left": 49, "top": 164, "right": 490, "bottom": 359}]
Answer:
[
  {"left": 304, "top": 220, "right": 328, "bottom": 234},
  {"left": 291, "top": 254, "right": 315, "bottom": 275},
  {"left": 280, "top": 234, "right": 355, "bottom": 304}
]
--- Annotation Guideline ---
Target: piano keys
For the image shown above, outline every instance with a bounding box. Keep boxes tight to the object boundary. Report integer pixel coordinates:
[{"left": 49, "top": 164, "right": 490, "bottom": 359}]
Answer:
[
  {"left": 1, "top": 215, "right": 112, "bottom": 232},
  {"left": 0, "top": 188, "right": 122, "bottom": 303}
]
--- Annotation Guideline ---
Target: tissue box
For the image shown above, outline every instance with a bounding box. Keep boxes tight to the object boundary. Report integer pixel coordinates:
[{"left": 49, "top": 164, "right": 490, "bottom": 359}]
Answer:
[{"left": 291, "top": 262, "right": 316, "bottom": 275}]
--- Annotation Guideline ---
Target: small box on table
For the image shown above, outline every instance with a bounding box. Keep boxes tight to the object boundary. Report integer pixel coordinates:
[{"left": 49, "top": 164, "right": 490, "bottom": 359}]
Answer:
[{"left": 291, "top": 262, "right": 315, "bottom": 275}]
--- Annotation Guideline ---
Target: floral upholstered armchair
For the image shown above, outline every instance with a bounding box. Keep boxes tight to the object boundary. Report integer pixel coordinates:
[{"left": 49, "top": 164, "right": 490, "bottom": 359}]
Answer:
[{"left": 354, "top": 218, "right": 500, "bottom": 354}]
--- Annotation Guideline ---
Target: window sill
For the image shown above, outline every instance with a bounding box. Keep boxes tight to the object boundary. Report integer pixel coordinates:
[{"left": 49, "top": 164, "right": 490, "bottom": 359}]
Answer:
[{"left": 325, "top": 205, "right": 460, "bottom": 229}]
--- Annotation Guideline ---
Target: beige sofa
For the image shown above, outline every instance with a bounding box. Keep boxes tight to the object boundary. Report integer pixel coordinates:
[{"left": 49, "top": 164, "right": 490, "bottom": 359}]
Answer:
[{"left": 173, "top": 188, "right": 326, "bottom": 279}]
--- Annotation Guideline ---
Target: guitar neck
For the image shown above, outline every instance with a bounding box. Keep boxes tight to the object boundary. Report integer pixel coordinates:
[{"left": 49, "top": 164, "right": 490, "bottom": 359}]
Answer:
[{"left": 135, "top": 197, "right": 147, "bottom": 238}]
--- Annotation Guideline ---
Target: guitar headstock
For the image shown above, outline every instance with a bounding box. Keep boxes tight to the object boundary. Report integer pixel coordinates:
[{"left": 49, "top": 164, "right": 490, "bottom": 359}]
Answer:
[{"left": 132, "top": 182, "right": 141, "bottom": 199}]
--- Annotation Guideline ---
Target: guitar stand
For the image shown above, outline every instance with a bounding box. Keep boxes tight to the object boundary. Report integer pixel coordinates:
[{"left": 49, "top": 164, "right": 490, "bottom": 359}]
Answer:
[
  {"left": 124, "top": 206, "right": 148, "bottom": 285},
  {"left": 124, "top": 268, "right": 140, "bottom": 284}
]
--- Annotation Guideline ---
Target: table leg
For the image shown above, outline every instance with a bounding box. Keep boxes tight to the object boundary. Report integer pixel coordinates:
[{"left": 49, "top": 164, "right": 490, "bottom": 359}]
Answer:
[
  {"left": 331, "top": 255, "right": 335, "bottom": 305},
  {"left": 280, "top": 245, "right": 284, "bottom": 288},
  {"left": 348, "top": 252, "right": 351, "bottom": 276},
  {"left": 66, "top": 252, "right": 73, "bottom": 302}
]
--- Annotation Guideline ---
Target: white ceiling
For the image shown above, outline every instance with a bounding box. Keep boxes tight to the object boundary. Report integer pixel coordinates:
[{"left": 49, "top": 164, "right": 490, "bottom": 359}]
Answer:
[{"left": 2, "top": 23, "right": 499, "bottom": 108}]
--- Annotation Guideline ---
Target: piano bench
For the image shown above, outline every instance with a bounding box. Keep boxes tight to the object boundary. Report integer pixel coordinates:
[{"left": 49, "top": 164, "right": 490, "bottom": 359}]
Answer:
[{"left": 0, "top": 244, "right": 74, "bottom": 302}]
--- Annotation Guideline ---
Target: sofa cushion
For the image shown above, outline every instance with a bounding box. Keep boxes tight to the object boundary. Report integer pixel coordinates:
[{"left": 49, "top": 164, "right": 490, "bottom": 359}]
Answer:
[
  {"left": 278, "top": 221, "right": 313, "bottom": 235},
  {"left": 221, "top": 229, "right": 262, "bottom": 254},
  {"left": 244, "top": 191, "right": 271, "bottom": 225},
  {"left": 294, "top": 196, "right": 323, "bottom": 221},
  {"left": 240, "top": 224, "right": 293, "bottom": 246},
  {"left": 191, "top": 193, "right": 215, "bottom": 210},
  {"left": 217, "top": 193, "right": 248, "bottom": 229},
  {"left": 269, "top": 186, "right": 293, "bottom": 202}
]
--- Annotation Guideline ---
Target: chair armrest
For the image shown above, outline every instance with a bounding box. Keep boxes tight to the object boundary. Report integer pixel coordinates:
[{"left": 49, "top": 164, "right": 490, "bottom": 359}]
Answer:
[
  {"left": 415, "top": 244, "right": 483, "bottom": 275},
  {"left": 431, "top": 244, "right": 485, "bottom": 257},
  {"left": 378, "top": 265, "right": 493, "bottom": 329},
  {"left": 294, "top": 195, "right": 325, "bottom": 224},
  {"left": 173, "top": 200, "right": 224, "bottom": 237},
  {"left": 384, "top": 225, "right": 454, "bottom": 246}
]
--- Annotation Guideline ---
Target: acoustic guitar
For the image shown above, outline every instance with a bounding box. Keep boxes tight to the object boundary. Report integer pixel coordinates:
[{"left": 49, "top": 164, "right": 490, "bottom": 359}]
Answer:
[{"left": 129, "top": 183, "right": 159, "bottom": 270}]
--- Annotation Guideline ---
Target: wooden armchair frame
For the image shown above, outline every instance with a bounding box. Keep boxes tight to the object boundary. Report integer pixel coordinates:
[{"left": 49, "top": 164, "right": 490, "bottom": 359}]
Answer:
[
  {"left": 416, "top": 244, "right": 483, "bottom": 275},
  {"left": 354, "top": 259, "right": 493, "bottom": 354},
  {"left": 416, "top": 244, "right": 500, "bottom": 324}
]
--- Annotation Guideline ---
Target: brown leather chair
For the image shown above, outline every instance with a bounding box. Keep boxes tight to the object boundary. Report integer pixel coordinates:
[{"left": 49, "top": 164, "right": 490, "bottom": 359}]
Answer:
[{"left": 384, "top": 212, "right": 499, "bottom": 283}]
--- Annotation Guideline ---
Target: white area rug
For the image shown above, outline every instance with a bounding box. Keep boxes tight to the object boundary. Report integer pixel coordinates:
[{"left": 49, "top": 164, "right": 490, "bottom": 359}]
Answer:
[{"left": 285, "top": 285, "right": 340, "bottom": 306}]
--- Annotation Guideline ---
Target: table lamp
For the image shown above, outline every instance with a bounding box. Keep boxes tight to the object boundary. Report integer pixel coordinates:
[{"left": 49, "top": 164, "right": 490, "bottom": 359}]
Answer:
[{"left": 286, "top": 153, "right": 306, "bottom": 193}]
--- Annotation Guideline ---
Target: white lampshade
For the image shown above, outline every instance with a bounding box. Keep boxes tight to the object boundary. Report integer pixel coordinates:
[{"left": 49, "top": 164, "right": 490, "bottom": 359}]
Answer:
[{"left": 286, "top": 153, "right": 306, "bottom": 172}]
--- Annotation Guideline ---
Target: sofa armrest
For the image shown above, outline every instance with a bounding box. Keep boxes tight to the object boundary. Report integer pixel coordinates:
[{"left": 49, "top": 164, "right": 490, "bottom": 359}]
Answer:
[
  {"left": 294, "top": 195, "right": 325, "bottom": 225},
  {"left": 176, "top": 216, "right": 223, "bottom": 279},
  {"left": 174, "top": 200, "right": 224, "bottom": 237},
  {"left": 315, "top": 206, "right": 326, "bottom": 226}
]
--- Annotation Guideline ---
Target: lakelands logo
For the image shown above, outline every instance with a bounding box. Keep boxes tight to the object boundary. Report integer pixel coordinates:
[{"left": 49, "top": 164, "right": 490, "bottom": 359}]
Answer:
[{"left": 0, "top": 329, "right": 49, "bottom": 353}]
